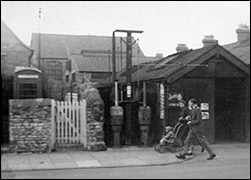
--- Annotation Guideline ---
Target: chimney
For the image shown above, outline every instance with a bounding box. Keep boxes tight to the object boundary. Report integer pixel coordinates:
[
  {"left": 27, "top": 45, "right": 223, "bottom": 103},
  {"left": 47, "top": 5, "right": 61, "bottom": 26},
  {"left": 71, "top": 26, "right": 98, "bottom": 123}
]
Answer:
[
  {"left": 236, "top": 24, "right": 250, "bottom": 42},
  {"left": 176, "top": 43, "right": 189, "bottom": 53},
  {"left": 202, "top": 35, "right": 218, "bottom": 47},
  {"left": 156, "top": 53, "right": 163, "bottom": 58}
]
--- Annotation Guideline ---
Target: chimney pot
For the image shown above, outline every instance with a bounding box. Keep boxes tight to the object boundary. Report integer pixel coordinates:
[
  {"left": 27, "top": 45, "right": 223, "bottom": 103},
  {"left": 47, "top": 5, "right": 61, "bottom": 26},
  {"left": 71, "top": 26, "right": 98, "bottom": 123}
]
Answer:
[
  {"left": 176, "top": 43, "right": 189, "bottom": 52},
  {"left": 156, "top": 53, "right": 163, "bottom": 58},
  {"left": 202, "top": 35, "right": 218, "bottom": 47},
  {"left": 236, "top": 24, "right": 250, "bottom": 42}
]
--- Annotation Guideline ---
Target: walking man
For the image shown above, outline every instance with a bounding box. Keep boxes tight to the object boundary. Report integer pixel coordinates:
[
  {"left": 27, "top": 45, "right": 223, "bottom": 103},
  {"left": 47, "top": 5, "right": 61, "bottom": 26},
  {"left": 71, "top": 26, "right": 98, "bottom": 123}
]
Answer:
[{"left": 176, "top": 98, "right": 216, "bottom": 160}]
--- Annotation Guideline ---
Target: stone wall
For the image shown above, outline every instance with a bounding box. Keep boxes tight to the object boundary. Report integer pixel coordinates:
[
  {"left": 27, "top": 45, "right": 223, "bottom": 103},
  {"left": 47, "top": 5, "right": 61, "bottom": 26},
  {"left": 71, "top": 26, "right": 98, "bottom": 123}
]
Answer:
[
  {"left": 9, "top": 99, "right": 53, "bottom": 153},
  {"left": 80, "top": 83, "right": 107, "bottom": 151},
  {"left": 8, "top": 88, "right": 107, "bottom": 152},
  {"left": 86, "top": 107, "right": 106, "bottom": 151}
]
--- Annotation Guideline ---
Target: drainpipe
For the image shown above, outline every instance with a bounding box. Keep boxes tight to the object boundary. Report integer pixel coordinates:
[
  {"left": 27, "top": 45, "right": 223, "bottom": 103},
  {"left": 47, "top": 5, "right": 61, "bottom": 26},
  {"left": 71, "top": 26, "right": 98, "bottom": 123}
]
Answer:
[{"left": 28, "top": 49, "right": 34, "bottom": 67}]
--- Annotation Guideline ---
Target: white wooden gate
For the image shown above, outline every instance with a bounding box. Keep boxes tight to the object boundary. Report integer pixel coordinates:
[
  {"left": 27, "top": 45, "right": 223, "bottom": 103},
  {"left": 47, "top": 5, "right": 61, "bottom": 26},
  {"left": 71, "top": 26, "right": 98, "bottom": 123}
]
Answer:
[{"left": 51, "top": 100, "right": 87, "bottom": 149}]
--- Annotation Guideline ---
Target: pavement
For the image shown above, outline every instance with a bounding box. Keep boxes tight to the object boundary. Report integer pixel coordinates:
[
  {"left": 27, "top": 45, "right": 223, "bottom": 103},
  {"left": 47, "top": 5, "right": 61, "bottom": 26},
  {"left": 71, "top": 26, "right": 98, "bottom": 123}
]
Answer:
[
  {"left": 1, "top": 142, "right": 249, "bottom": 172},
  {"left": 1, "top": 146, "right": 192, "bottom": 172}
]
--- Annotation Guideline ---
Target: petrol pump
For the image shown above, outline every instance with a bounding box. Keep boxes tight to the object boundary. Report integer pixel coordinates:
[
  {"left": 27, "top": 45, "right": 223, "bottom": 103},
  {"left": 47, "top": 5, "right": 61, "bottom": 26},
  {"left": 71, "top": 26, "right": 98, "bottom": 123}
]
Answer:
[
  {"left": 138, "top": 82, "right": 151, "bottom": 146},
  {"left": 110, "top": 81, "right": 123, "bottom": 147}
]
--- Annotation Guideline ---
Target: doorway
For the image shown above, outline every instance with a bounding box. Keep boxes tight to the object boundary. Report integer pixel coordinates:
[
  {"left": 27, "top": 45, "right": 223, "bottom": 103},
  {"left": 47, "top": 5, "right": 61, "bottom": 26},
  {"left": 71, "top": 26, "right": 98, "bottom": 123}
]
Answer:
[{"left": 215, "top": 77, "right": 245, "bottom": 142}]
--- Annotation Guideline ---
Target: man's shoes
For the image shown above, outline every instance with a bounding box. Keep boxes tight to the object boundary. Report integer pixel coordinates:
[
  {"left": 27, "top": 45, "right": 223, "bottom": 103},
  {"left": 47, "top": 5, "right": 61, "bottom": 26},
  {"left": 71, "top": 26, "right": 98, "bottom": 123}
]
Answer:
[
  {"left": 201, "top": 147, "right": 205, "bottom": 153},
  {"left": 176, "top": 154, "right": 186, "bottom": 159},
  {"left": 185, "top": 152, "right": 193, "bottom": 156},
  {"left": 207, "top": 154, "right": 216, "bottom": 160}
]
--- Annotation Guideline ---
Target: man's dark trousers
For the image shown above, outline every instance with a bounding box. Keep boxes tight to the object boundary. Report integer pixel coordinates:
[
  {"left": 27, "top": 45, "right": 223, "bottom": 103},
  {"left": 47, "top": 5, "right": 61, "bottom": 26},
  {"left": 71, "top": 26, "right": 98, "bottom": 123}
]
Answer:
[{"left": 180, "top": 105, "right": 215, "bottom": 157}]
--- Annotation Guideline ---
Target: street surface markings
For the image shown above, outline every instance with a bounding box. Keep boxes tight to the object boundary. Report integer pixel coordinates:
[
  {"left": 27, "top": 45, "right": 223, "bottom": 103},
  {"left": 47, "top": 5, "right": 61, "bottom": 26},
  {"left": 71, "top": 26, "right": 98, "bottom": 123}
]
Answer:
[{"left": 76, "top": 160, "right": 102, "bottom": 167}]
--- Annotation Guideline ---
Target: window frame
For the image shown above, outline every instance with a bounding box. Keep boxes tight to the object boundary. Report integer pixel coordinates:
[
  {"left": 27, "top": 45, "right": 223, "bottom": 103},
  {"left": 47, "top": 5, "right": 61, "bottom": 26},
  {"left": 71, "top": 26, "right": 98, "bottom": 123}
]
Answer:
[
  {"left": 19, "top": 83, "right": 38, "bottom": 99},
  {"left": 44, "top": 61, "right": 63, "bottom": 81}
]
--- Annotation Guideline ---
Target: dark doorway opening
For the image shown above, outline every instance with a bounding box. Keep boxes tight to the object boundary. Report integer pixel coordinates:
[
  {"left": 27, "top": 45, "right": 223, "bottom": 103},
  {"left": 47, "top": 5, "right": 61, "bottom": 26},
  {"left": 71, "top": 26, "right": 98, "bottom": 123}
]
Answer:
[{"left": 215, "top": 77, "right": 246, "bottom": 142}]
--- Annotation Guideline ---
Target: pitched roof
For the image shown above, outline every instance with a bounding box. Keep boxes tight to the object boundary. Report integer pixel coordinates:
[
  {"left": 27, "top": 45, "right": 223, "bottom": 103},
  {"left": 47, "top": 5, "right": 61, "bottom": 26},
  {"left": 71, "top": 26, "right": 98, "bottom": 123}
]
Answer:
[
  {"left": 70, "top": 53, "right": 161, "bottom": 73},
  {"left": 100, "top": 44, "right": 249, "bottom": 86},
  {"left": 115, "top": 45, "right": 214, "bottom": 83},
  {"left": 31, "top": 33, "right": 145, "bottom": 59},
  {"left": 1, "top": 20, "right": 33, "bottom": 75},
  {"left": 223, "top": 38, "right": 250, "bottom": 65},
  {"left": 1, "top": 20, "right": 33, "bottom": 51},
  {"left": 141, "top": 46, "right": 213, "bottom": 81}
]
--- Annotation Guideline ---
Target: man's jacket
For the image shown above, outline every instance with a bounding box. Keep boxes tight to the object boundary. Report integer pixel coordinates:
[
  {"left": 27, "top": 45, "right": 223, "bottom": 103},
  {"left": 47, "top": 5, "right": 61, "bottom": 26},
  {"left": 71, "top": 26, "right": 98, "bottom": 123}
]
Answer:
[
  {"left": 179, "top": 107, "right": 191, "bottom": 123},
  {"left": 189, "top": 105, "right": 203, "bottom": 132}
]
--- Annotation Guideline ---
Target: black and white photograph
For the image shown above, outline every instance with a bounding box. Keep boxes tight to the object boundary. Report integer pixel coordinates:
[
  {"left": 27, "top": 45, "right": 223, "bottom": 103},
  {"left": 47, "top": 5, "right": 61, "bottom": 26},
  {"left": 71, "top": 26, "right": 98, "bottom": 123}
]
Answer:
[{"left": 1, "top": 1, "right": 250, "bottom": 179}]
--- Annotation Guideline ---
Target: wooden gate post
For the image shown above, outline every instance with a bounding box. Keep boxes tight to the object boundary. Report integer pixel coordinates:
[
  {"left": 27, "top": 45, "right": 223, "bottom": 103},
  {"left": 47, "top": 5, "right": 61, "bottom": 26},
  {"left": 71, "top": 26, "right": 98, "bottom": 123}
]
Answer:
[{"left": 50, "top": 99, "right": 56, "bottom": 152}]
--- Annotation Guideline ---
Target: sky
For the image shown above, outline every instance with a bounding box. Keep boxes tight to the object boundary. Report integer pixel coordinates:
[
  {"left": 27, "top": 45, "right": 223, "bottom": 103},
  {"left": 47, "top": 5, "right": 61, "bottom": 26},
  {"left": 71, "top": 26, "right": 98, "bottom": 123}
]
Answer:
[{"left": 1, "top": 1, "right": 250, "bottom": 57}]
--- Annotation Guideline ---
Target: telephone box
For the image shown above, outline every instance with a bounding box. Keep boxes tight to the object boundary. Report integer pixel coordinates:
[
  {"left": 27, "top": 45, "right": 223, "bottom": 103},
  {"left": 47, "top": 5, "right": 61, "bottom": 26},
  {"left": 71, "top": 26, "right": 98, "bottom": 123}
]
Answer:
[{"left": 14, "top": 67, "right": 42, "bottom": 99}]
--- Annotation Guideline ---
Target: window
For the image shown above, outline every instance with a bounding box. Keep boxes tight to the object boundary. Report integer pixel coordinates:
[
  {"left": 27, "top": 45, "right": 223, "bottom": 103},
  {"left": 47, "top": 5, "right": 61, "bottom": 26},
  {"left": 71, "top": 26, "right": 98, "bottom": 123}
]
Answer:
[
  {"left": 65, "top": 74, "right": 69, "bottom": 83},
  {"left": 44, "top": 61, "right": 63, "bottom": 80},
  {"left": 19, "top": 83, "right": 38, "bottom": 99}
]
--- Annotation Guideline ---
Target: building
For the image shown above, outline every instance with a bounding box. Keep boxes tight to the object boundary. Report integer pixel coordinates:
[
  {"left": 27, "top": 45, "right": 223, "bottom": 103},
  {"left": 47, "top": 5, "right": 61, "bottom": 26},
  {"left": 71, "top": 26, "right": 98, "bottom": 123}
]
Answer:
[
  {"left": 30, "top": 33, "right": 150, "bottom": 100},
  {"left": 67, "top": 52, "right": 161, "bottom": 88},
  {"left": 223, "top": 24, "right": 250, "bottom": 65},
  {"left": 99, "top": 26, "right": 250, "bottom": 146},
  {"left": 1, "top": 20, "right": 33, "bottom": 75},
  {"left": 222, "top": 24, "right": 250, "bottom": 142}
]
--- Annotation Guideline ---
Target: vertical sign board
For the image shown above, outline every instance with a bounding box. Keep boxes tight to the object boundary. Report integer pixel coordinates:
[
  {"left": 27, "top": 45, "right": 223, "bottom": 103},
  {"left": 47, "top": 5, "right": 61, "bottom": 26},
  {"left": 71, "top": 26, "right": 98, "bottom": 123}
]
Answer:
[
  {"left": 201, "top": 103, "right": 209, "bottom": 120},
  {"left": 160, "top": 84, "right": 165, "bottom": 120}
]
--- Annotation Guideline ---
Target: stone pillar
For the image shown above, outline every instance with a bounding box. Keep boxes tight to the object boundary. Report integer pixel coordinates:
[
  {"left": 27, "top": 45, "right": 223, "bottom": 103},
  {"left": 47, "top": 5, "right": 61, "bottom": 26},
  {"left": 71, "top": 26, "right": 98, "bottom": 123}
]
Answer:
[{"left": 79, "top": 83, "right": 107, "bottom": 151}]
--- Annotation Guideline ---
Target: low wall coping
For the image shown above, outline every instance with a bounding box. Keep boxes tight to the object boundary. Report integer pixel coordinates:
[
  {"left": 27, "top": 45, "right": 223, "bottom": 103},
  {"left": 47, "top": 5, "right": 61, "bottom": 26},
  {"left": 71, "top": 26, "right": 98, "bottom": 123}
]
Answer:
[{"left": 9, "top": 98, "right": 52, "bottom": 107}]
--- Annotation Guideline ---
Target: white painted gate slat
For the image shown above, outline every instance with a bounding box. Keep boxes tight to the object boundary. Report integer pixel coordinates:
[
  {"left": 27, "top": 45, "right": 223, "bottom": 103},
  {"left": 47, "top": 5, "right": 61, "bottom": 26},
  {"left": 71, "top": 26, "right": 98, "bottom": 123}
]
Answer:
[
  {"left": 61, "top": 101, "right": 65, "bottom": 143},
  {"left": 67, "top": 101, "right": 70, "bottom": 143},
  {"left": 76, "top": 101, "right": 79, "bottom": 143},
  {"left": 50, "top": 100, "right": 56, "bottom": 151},
  {"left": 70, "top": 101, "right": 74, "bottom": 143},
  {"left": 54, "top": 100, "right": 87, "bottom": 146},
  {"left": 65, "top": 102, "right": 68, "bottom": 143},
  {"left": 56, "top": 101, "right": 61, "bottom": 142},
  {"left": 72, "top": 101, "right": 76, "bottom": 143},
  {"left": 65, "top": 101, "right": 69, "bottom": 143}
]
